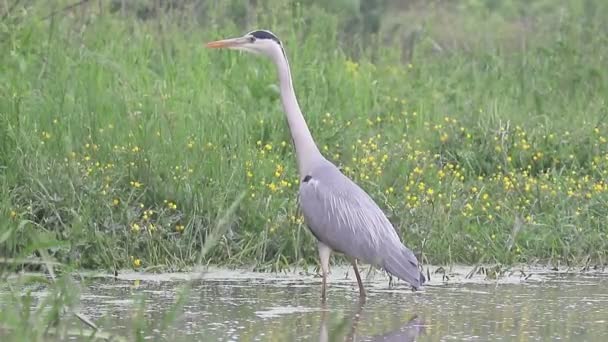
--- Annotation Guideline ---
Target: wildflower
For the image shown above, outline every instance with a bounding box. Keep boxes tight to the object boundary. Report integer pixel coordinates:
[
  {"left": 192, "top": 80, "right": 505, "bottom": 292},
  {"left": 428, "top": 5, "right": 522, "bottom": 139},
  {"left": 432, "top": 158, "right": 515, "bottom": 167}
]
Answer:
[
  {"left": 175, "top": 224, "right": 185, "bottom": 233},
  {"left": 345, "top": 59, "right": 359, "bottom": 75},
  {"left": 112, "top": 198, "right": 120, "bottom": 206},
  {"left": 133, "top": 258, "right": 141, "bottom": 268},
  {"left": 130, "top": 181, "right": 143, "bottom": 188},
  {"left": 274, "top": 164, "right": 284, "bottom": 177},
  {"left": 131, "top": 223, "right": 141, "bottom": 232},
  {"left": 167, "top": 201, "right": 177, "bottom": 210},
  {"left": 9, "top": 210, "right": 17, "bottom": 219}
]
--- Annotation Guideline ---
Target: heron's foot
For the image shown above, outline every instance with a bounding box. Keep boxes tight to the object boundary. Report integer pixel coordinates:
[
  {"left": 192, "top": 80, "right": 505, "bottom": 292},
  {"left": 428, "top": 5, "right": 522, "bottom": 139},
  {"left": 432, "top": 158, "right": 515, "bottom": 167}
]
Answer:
[
  {"left": 321, "top": 274, "right": 328, "bottom": 302},
  {"left": 351, "top": 260, "right": 366, "bottom": 299}
]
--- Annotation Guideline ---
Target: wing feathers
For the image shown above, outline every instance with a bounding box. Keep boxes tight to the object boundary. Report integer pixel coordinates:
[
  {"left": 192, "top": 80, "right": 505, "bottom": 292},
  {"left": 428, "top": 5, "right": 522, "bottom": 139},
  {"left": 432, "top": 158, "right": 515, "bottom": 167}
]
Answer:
[{"left": 299, "top": 161, "right": 424, "bottom": 288}]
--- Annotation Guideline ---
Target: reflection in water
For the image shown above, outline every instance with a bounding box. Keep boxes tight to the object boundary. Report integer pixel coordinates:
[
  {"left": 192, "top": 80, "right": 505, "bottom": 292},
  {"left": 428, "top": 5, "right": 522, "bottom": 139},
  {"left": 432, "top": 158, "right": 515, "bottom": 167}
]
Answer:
[
  {"left": 366, "top": 316, "right": 425, "bottom": 341},
  {"left": 319, "top": 299, "right": 425, "bottom": 342},
  {"left": 17, "top": 267, "right": 605, "bottom": 341}
]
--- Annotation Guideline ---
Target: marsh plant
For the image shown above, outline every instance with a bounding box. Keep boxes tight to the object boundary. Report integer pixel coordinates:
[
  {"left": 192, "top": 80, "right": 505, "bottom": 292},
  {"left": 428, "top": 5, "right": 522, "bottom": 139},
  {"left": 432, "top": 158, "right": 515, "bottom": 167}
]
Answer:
[
  {"left": 0, "top": 0, "right": 607, "bottom": 314},
  {"left": 1, "top": 0, "right": 607, "bottom": 340}
]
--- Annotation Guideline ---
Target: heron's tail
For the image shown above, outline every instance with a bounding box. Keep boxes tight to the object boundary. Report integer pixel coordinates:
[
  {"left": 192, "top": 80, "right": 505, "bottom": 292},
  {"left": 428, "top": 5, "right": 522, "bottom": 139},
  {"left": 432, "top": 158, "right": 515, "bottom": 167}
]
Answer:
[{"left": 382, "top": 244, "right": 425, "bottom": 290}]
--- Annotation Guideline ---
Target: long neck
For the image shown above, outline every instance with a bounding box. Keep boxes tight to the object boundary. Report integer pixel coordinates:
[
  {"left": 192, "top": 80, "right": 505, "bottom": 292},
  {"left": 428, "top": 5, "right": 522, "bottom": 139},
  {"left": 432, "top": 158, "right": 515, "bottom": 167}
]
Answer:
[{"left": 272, "top": 49, "right": 322, "bottom": 176}]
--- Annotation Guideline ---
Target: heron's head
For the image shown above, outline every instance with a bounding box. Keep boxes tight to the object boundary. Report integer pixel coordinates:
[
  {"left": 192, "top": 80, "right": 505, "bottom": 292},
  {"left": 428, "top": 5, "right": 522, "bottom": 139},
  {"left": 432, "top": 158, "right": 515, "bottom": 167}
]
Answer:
[{"left": 206, "top": 30, "right": 284, "bottom": 60}]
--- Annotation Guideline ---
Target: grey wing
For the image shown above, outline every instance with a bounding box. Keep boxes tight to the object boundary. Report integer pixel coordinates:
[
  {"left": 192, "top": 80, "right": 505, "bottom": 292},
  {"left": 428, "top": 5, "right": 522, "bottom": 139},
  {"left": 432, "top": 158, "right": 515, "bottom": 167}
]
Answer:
[{"left": 298, "top": 162, "right": 423, "bottom": 288}]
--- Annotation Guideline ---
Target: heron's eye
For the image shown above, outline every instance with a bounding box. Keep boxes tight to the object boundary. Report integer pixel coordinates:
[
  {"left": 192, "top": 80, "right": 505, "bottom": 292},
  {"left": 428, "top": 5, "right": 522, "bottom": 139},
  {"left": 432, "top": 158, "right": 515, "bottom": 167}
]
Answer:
[{"left": 248, "top": 36, "right": 256, "bottom": 43}]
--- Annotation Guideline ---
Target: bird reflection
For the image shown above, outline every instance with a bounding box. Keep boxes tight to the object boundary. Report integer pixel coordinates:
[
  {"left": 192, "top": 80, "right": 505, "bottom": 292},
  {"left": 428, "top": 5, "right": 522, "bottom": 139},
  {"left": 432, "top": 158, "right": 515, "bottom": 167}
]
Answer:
[{"left": 319, "top": 300, "right": 425, "bottom": 341}]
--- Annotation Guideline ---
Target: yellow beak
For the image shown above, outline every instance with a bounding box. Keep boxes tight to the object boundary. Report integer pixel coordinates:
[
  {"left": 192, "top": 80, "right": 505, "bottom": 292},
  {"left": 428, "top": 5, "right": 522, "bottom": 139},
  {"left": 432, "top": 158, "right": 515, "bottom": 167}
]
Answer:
[{"left": 205, "top": 37, "right": 247, "bottom": 49}]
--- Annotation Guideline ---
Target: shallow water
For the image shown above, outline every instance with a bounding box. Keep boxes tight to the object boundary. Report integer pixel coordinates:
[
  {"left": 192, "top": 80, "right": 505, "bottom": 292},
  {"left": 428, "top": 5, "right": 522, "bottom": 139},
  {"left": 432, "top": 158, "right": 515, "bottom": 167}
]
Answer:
[
  {"left": 6, "top": 266, "right": 605, "bottom": 341},
  {"left": 62, "top": 265, "right": 608, "bottom": 341}
]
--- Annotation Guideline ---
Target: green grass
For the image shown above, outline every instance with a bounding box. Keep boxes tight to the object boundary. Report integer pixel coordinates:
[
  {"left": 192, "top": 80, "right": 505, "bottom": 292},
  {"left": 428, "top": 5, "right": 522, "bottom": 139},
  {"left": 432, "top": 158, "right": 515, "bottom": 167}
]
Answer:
[{"left": 1, "top": 0, "right": 608, "bottom": 274}]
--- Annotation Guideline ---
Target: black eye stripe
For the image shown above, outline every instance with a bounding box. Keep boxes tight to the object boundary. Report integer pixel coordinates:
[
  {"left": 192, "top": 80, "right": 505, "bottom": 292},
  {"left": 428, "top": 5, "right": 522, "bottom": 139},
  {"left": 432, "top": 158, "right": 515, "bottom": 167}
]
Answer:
[{"left": 248, "top": 30, "right": 281, "bottom": 44}]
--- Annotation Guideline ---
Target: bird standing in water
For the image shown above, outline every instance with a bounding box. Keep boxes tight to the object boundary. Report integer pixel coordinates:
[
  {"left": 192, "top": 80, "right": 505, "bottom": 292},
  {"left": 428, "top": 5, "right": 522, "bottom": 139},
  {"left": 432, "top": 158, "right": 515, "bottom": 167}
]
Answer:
[{"left": 206, "top": 30, "right": 424, "bottom": 300}]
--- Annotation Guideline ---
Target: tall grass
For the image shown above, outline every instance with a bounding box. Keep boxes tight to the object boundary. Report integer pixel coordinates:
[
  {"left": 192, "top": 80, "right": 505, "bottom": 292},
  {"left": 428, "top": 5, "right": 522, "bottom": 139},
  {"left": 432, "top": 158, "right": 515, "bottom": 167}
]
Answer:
[{"left": 1, "top": 0, "right": 607, "bottom": 273}]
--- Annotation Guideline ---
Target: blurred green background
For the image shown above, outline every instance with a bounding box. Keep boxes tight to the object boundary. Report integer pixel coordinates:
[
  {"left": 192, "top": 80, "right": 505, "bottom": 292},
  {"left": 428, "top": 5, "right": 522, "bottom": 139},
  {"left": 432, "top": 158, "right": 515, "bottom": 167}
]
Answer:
[{"left": 1, "top": 0, "right": 607, "bottom": 272}]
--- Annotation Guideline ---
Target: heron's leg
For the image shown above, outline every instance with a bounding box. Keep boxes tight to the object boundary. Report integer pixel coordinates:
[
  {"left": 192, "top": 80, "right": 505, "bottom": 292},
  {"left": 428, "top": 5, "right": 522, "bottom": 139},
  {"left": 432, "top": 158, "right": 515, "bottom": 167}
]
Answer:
[
  {"left": 350, "top": 259, "right": 366, "bottom": 299},
  {"left": 318, "top": 242, "right": 332, "bottom": 301}
]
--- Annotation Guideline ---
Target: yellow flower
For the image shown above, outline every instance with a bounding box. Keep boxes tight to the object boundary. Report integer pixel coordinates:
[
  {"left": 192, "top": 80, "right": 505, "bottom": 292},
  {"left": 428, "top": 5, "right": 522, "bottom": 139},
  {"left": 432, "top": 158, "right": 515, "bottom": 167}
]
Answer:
[
  {"left": 133, "top": 258, "right": 141, "bottom": 267},
  {"left": 175, "top": 224, "right": 185, "bottom": 233},
  {"left": 131, "top": 223, "right": 141, "bottom": 232},
  {"left": 274, "top": 164, "right": 284, "bottom": 177},
  {"left": 345, "top": 59, "right": 359, "bottom": 75},
  {"left": 9, "top": 210, "right": 17, "bottom": 219},
  {"left": 112, "top": 198, "right": 120, "bottom": 206},
  {"left": 130, "top": 181, "right": 143, "bottom": 188}
]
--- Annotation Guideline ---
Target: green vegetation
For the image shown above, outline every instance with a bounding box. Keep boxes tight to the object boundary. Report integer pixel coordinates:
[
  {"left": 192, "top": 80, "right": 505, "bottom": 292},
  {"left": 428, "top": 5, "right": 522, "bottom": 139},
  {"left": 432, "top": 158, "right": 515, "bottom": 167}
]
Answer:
[{"left": 1, "top": 0, "right": 608, "bottom": 275}]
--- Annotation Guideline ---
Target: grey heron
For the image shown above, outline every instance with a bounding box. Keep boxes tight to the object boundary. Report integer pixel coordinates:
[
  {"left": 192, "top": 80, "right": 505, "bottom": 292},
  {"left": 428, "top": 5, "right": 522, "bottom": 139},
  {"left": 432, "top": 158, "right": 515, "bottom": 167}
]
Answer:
[{"left": 206, "top": 30, "right": 425, "bottom": 299}]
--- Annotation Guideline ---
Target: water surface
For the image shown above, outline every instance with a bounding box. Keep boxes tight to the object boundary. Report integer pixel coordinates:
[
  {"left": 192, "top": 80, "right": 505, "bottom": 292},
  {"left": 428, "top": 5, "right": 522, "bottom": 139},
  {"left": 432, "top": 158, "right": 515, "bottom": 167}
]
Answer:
[{"left": 71, "top": 266, "right": 608, "bottom": 341}]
